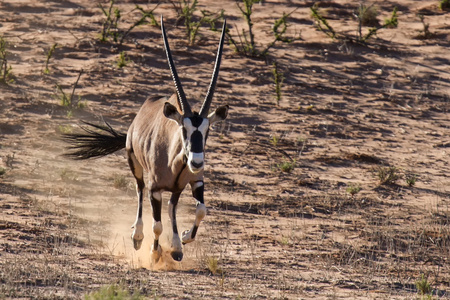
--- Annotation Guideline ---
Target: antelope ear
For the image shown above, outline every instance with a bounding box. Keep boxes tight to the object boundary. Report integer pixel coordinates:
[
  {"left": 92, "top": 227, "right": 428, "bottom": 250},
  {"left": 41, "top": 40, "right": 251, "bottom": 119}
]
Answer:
[
  {"left": 163, "top": 102, "right": 183, "bottom": 125},
  {"left": 208, "top": 105, "right": 229, "bottom": 124}
]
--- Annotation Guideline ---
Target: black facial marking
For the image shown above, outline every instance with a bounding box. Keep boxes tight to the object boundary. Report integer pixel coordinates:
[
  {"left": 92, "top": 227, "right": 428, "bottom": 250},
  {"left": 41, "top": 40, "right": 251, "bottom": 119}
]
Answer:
[
  {"left": 182, "top": 127, "right": 187, "bottom": 140},
  {"left": 191, "top": 160, "right": 203, "bottom": 169},
  {"left": 190, "top": 114, "right": 204, "bottom": 128},
  {"left": 190, "top": 130, "right": 203, "bottom": 153}
]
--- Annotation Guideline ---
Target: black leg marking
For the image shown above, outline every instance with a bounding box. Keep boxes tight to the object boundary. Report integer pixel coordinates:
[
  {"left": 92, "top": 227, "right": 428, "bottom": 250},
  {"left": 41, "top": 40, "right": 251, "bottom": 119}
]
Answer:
[
  {"left": 170, "top": 192, "right": 181, "bottom": 235},
  {"left": 150, "top": 191, "right": 163, "bottom": 253},
  {"left": 151, "top": 194, "right": 162, "bottom": 222},
  {"left": 190, "top": 225, "right": 198, "bottom": 240},
  {"left": 169, "top": 192, "right": 183, "bottom": 261},
  {"left": 192, "top": 181, "right": 205, "bottom": 204}
]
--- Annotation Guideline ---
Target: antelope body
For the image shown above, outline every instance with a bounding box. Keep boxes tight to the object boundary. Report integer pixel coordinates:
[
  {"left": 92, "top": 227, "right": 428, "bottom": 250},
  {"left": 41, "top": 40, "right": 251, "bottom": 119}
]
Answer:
[{"left": 64, "top": 17, "right": 228, "bottom": 261}]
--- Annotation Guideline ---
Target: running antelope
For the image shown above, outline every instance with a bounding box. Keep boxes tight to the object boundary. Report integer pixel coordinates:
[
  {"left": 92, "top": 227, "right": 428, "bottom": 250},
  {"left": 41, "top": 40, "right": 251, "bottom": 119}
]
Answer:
[{"left": 63, "top": 17, "right": 228, "bottom": 262}]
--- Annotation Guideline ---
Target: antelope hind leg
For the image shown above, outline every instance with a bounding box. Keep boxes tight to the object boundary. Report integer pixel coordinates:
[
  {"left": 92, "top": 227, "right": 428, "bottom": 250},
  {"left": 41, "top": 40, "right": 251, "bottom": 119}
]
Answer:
[
  {"left": 127, "top": 151, "right": 145, "bottom": 250},
  {"left": 150, "top": 191, "right": 163, "bottom": 261}
]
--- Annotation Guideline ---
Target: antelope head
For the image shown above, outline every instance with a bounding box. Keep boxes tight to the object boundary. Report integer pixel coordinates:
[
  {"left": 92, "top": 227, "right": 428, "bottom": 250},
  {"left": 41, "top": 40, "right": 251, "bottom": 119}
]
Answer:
[{"left": 161, "top": 17, "right": 229, "bottom": 174}]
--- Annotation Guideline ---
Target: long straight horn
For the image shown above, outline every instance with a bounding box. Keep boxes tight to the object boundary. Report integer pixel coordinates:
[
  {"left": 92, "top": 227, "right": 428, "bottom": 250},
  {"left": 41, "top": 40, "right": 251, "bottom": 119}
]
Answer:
[
  {"left": 199, "top": 19, "right": 227, "bottom": 117},
  {"left": 161, "top": 16, "right": 192, "bottom": 116}
]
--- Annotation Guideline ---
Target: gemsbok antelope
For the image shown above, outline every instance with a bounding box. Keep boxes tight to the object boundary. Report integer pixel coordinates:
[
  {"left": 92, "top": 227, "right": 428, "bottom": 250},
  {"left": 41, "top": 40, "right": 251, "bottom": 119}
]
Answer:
[{"left": 63, "top": 17, "right": 228, "bottom": 262}]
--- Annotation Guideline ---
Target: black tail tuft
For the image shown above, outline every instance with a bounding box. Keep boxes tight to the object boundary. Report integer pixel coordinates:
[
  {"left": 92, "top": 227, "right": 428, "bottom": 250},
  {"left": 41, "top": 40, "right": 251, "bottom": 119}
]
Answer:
[{"left": 62, "top": 121, "right": 127, "bottom": 160}]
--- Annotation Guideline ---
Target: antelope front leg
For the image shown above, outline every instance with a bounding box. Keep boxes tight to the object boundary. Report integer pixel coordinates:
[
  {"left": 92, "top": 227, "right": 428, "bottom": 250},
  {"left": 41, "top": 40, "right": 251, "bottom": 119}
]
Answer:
[
  {"left": 150, "top": 190, "right": 163, "bottom": 261},
  {"left": 182, "top": 180, "right": 206, "bottom": 245},
  {"left": 168, "top": 192, "right": 183, "bottom": 261}
]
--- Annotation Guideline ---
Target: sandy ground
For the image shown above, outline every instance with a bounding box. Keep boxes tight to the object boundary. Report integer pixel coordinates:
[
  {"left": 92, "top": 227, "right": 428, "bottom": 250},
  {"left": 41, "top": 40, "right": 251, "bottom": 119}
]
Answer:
[{"left": 0, "top": 0, "right": 449, "bottom": 299}]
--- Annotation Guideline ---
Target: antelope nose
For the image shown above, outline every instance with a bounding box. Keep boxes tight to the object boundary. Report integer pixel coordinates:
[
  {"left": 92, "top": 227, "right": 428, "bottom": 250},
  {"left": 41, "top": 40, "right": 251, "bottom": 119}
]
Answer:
[{"left": 191, "top": 160, "right": 204, "bottom": 169}]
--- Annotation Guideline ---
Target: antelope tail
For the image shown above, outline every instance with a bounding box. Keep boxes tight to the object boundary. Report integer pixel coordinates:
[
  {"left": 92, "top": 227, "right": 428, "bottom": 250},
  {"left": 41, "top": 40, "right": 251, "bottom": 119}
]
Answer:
[{"left": 62, "top": 121, "right": 127, "bottom": 160}]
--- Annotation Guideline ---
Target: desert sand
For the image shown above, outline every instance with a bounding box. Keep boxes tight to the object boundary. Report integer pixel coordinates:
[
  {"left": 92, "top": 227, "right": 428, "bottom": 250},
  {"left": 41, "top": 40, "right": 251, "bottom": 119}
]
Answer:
[{"left": 0, "top": 0, "right": 449, "bottom": 299}]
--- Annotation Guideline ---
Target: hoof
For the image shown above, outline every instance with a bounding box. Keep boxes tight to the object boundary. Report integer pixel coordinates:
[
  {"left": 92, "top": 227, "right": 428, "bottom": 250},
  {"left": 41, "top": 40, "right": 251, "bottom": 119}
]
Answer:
[
  {"left": 152, "top": 245, "right": 162, "bottom": 263},
  {"left": 182, "top": 229, "right": 194, "bottom": 245},
  {"left": 171, "top": 251, "right": 183, "bottom": 262},
  {"left": 133, "top": 238, "right": 143, "bottom": 250},
  {"left": 131, "top": 222, "right": 144, "bottom": 250}
]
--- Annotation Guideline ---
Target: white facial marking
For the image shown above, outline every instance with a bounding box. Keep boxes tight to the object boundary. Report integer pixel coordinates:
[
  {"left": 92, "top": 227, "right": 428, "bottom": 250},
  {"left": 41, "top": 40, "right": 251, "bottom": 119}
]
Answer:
[
  {"left": 182, "top": 118, "right": 209, "bottom": 136},
  {"left": 197, "top": 119, "right": 209, "bottom": 133},
  {"left": 182, "top": 117, "right": 210, "bottom": 173},
  {"left": 190, "top": 152, "right": 204, "bottom": 164},
  {"left": 183, "top": 118, "right": 193, "bottom": 130}
]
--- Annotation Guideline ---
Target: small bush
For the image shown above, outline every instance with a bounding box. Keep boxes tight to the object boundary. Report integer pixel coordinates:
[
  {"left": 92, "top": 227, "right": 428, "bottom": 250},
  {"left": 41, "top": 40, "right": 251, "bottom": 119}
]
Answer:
[
  {"left": 0, "top": 36, "right": 14, "bottom": 84},
  {"left": 56, "top": 125, "right": 73, "bottom": 134},
  {"left": 116, "top": 51, "right": 130, "bottom": 68},
  {"left": 346, "top": 184, "right": 361, "bottom": 197},
  {"left": 206, "top": 256, "right": 223, "bottom": 275},
  {"left": 85, "top": 284, "right": 144, "bottom": 300},
  {"left": 172, "top": 0, "right": 224, "bottom": 45},
  {"left": 278, "top": 160, "right": 295, "bottom": 173},
  {"left": 405, "top": 173, "right": 418, "bottom": 187},
  {"left": 440, "top": 0, "right": 450, "bottom": 11},
  {"left": 374, "top": 166, "right": 400, "bottom": 185},
  {"left": 416, "top": 274, "right": 432, "bottom": 296},
  {"left": 5, "top": 153, "right": 15, "bottom": 168},
  {"left": 270, "top": 135, "right": 279, "bottom": 147},
  {"left": 356, "top": 4, "right": 379, "bottom": 27},
  {"left": 60, "top": 168, "right": 78, "bottom": 182},
  {"left": 112, "top": 174, "right": 129, "bottom": 190},
  {"left": 311, "top": 4, "right": 398, "bottom": 43},
  {"left": 227, "top": 0, "right": 300, "bottom": 57},
  {"left": 43, "top": 43, "right": 57, "bottom": 75},
  {"left": 99, "top": 1, "right": 159, "bottom": 45},
  {"left": 415, "top": 14, "right": 434, "bottom": 40},
  {"left": 272, "top": 61, "right": 284, "bottom": 105},
  {"left": 310, "top": 5, "right": 336, "bottom": 39},
  {"left": 54, "top": 69, "right": 84, "bottom": 114}
]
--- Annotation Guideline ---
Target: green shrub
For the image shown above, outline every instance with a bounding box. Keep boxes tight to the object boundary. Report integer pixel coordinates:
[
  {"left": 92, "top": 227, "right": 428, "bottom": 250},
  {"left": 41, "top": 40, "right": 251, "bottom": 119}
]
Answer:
[
  {"left": 415, "top": 274, "right": 432, "bottom": 296},
  {"left": 278, "top": 160, "right": 295, "bottom": 173},
  {"left": 346, "top": 184, "right": 361, "bottom": 197},
  {"left": 0, "top": 36, "right": 13, "bottom": 84},
  {"left": 227, "top": 0, "right": 300, "bottom": 57},
  {"left": 85, "top": 284, "right": 144, "bottom": 300},
  {"left": 43, "top": 43, "right": 57, "bottom": 74},
  {"left": 374, "top": 166, "right": 400, "bottom": 185},
  {"left": 439, "top": 0, "right": 450, "bottom": 11},
  {"left": 272, "top": 62, "right": 284, "bottom": 105}
]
